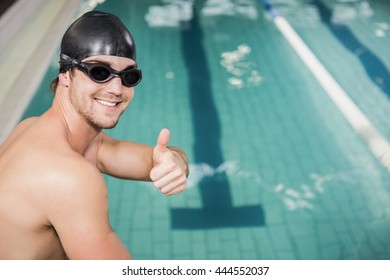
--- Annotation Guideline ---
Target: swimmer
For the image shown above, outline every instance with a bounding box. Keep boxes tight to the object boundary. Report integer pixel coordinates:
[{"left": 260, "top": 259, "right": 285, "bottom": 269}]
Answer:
[{"left": 0, "top": 11, "right": 188, "bottom": 260}]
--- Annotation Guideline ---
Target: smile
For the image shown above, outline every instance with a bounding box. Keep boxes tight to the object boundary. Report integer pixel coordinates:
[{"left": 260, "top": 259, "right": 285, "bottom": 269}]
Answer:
[{"left": 95, "top": 99, "right": 119, "bottom": 107}]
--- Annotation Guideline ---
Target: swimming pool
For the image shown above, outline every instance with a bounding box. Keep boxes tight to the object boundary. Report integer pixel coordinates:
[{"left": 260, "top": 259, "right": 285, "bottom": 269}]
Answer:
[{"left": 22, "top": 0, "right": 390, "bottom": 259}]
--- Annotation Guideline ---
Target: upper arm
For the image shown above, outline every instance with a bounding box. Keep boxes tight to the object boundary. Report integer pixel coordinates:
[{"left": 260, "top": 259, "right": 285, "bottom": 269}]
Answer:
[
  {"left": 95, "top": 132, "right": 154, "bottom": 181},
  {"left": 46, "top": 161, "right": 131, "bottom": 259}
]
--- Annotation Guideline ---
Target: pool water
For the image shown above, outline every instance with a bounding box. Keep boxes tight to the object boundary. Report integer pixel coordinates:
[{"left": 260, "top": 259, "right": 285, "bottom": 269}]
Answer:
[{"left": 22, "top": 0, "right": 390, "bottom": 259}]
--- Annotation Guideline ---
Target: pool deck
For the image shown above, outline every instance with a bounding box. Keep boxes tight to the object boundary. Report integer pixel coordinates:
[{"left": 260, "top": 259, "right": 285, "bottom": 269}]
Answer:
[{"left": 0, "top": 0, "right": 81, "bottom": 143}]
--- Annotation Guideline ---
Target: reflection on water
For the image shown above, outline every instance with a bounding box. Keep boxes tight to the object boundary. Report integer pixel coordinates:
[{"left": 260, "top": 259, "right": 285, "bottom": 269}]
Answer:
[
  {"left": 144, "top": 0, "right": 258, "bottom": 28},
  {"left": 331, "top": 0, "right": 373, "bottom": 24},
  {"left": 220, "top": 44, "right": 263, "bottom": 89},
  {"left": 145, "top": 0, "right": 194, "bottom": 27},
  {"left": 188, "top": 160, "right": 347, "bottom": 211},
  {"left": 271, "top": 0, "right": 383, "bottom": 28},
  {"left": 202, "top": 0, "right": 258, "bottom": 19},
  {"left": 374, "top": 22, "right": 389, "bottom": 38}
]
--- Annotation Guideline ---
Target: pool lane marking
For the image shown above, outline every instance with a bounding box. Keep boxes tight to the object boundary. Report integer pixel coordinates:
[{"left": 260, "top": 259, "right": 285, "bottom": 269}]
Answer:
[{"left": 262, "top": 1, "right": 390, "bottom": 172}]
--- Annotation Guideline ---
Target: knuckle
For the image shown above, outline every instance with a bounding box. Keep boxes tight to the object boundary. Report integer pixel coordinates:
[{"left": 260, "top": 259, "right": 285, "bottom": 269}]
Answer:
[
  {"left": 154, "top": 181, "right": 163, "bottom": 189},
  {"left": 167, "top": 161, "right": 176, "bottom": 171},
  {"left": 172, "top": 168, "right": 182, "bottom": 179},
  {"left": 150, "top": 169, "right": 158, "bottom": 181},
  {"left": 161, "top": 187, "right": 170, "bottom": 195},
  {"left": 177, "top": 174, "right": 186, "bottom": 185},
  {"left": 182, "top": 177, "right": 187, "bottom": 186}
]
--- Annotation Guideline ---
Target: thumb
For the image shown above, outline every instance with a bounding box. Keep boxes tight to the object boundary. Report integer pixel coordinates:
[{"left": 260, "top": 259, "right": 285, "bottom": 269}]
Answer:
[{"left": 154, "top": 128, "right": 170, "bottom": 163}]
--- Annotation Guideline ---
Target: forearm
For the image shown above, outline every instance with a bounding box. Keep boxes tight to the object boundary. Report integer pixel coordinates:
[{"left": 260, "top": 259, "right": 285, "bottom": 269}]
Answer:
[
  {"left": 104, "top": 145, "right": 189, "bottom": 181},
  {"left": 97, "top": 132, "right": 189, "bottom": 184},
  {"left": 98, "top": 136, "right": 154, "bottom": 180}
]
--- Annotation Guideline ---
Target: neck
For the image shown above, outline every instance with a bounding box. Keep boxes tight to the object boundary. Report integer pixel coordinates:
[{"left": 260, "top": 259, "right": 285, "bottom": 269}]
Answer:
[{"left": 50, "top": 89, "right": 101, "bottom": 155}]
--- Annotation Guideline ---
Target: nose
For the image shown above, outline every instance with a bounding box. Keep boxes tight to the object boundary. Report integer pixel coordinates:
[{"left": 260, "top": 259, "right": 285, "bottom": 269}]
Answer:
[{"left": 106, "top": 76, "right": 123, "bottom": 96}]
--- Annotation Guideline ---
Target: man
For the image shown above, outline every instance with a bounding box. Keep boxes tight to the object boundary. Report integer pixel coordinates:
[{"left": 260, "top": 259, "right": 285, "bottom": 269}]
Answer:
[{"left": 0, "top": 11, "right": 188, "bottom": 260}]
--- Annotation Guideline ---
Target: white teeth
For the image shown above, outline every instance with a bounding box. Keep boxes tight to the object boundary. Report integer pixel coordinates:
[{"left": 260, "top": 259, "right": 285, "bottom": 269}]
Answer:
[{"left": 96, "top": 99, "right": 117, "bottom": 107}]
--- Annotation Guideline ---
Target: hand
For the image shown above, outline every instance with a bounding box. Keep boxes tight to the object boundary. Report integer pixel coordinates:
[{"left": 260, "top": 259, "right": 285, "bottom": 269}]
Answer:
[{"left": 150, "top": 128, "right": 187, "bottom": 195}]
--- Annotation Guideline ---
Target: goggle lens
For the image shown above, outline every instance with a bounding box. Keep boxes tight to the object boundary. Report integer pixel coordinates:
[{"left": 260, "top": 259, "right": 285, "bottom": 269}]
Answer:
[
  {"left": 75, "top": 61, "right": 142, "bottom": 87},
  {"left": 90, "top": 66, "right": 111, "bottom": 81}
]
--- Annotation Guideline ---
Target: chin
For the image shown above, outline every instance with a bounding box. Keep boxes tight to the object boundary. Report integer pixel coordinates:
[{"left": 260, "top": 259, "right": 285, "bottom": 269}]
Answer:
[
  {"left": 99, "top": 120, "right": 120, "bottom": 129},
  {"left": 87, "top": 118, "right": 119, "bottom": 130},
  {"left": 102, "top": 123, "right": 118, "bottom": 129}
]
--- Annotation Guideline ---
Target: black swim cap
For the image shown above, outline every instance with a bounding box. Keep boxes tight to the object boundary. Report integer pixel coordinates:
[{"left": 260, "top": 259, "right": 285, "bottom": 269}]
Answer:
[{"left": 59, "top": 11, "right": 136, "bottom": 72}]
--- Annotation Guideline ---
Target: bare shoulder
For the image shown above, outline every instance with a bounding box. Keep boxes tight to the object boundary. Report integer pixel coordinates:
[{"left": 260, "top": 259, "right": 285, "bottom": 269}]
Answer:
[
  {"left": 10, "top": 117, "right": 38, "bottom": 136},
  {"left": 45, "top": 154, "right": 107, "bottom": 203},
  {"left": 18, "top": 117, "right": 39, "bottom": 126},
  {"left": 0, "top": 117, "right": 37, "bottom": 146},
  {"left": 11, "top": 150, "right": 108, "bottom": 216},
  {"left": 39, "top": 153, "right": 108, "bottom": 224}
]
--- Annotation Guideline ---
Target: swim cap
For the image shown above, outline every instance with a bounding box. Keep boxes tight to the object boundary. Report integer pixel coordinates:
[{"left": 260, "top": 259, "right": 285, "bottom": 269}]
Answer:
[{"left": 59, "top": 11, "right": 136, "bottom": 72}]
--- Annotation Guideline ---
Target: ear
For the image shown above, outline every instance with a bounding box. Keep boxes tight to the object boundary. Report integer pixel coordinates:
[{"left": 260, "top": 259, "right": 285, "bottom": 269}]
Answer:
[{"left": 58, "top": 71, "right": 71, "bottom": 88}]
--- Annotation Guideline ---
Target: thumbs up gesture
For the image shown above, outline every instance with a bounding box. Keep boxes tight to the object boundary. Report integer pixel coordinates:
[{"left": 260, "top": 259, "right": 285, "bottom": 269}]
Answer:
[{"left": 150, "top": 128, "right": 188, "bottom": 195}]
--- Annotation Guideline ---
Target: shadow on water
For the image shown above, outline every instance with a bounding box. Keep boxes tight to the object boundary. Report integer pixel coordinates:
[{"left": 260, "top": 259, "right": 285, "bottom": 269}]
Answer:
[
  {"left": 313, "top": 0, "right": 390, "bottom": 99},
  {"left": 170, "top": 2, "right": 264, "bottom": 229}
]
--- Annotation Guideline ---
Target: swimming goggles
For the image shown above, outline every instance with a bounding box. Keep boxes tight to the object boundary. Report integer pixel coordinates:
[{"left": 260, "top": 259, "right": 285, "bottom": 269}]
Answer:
[{"left": 73, "top": 60, "right": 142, "bottom": 87}]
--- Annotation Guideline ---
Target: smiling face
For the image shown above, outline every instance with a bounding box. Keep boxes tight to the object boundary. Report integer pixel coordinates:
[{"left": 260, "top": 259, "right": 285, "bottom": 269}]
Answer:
[{"left": 67, "top": 55, "right": 136, "bottom": 129}]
